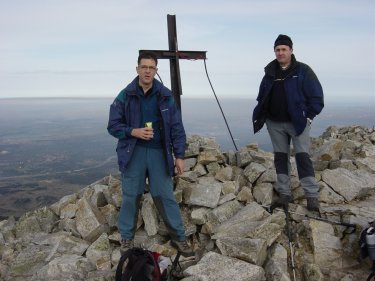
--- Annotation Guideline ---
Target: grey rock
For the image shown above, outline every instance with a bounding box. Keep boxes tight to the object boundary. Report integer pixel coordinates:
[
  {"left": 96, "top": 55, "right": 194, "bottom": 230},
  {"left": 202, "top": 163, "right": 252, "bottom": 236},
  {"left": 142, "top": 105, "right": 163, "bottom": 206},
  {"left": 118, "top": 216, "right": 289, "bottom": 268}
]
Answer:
[
  {"left": 0, "top": 216, "right": 16, "bottom": 243},
  {"left": 197, "top": 148, "right": 225, "bottom": 165},
  {"left": 58, "top": 218, "right": 81, "bottom": 237},
  {"left": 236, "top": 185, "right": 254, "bottom": 203},
  {"left": 243, "top": 162, "right": 267, "bottom": 184},
  {"left": 308, "top": 219, "right": 343, "bottom": 269},
  {"left": 179, "top": 170, "right": 199, "bottom": 183},
  {"left": 203, "top": 200, "right": 243, "bottom": 234},
  {"left": 36, "top": 254, "right": 94, "bottom": 280},
  {"left": 206, "top": 161, "right": 221, "bottom": 176},
  {"left": 141, "top": 194, "right": 158, "bottom": 236},
  {"left": 329, "top": 159, "right": 357, "bottom": 170},
  {"left": 312, "top": 139, "right": 343, "bottom": 161},
  {"left": 99, "top": 204, "right": 118, "bottom": 229},
  {"left": 183, "top": 251, "right": 266, "bottom": 281},
  {"left": 212, "top": 202, "right": 269, "bottom": 238},
  {"left": 221, "top": 181, "right": 236, "bottom": 195},
  {"left": 184, "top": 157, "right": 197, "bottom": 171},
  {"left": 216, "top": 237, "right": 267, "bottom": 266},
  {"left": 86, "top": 233, "right": 112, "bottom": 269},
  {"left": 322, "top": 168, "right": 375, "bottom": 201},
  {"left": 192, "top": 163, "right": 208, "bottom": 177},
  {"left": 50, "top": 193, "right": 78, "bottom": 217},
  {"left": 102, "top": 176, "right": 122, "bottom": 208},
  {"left": 8, "top": 244, "right": 50, "bottom": 278},
  {"left": 246, "top": 212, "right": 285, "bottom": 247},
  {"left": 264, "top": 243, "right": 291, "bottom": 281},
  {"left": 75, "top": 197, "right": 109, "bottom": 242},
  {"left": 2, "top": 125, "right": 374, "bottom": 281},
  {"left": 83, "top": 184, "right": 108, "bottom": 208},
  {"left": 14, "top": 213, "right": 42, "bottom": 238},
  {"left": 319, "top": 182, "right": 345, "bottom": 204},
  {"left": 253, "top": 182, "right": 274, "bottom": 205},
  {"left": 60, "top": 203, "right": 78, "bottom": 219},
  {"left": 218, "top": 193, "right": 236, "bottom": 205},
  {"left": 257, "top": 168, "right": 277, "bottom": 183},
  {"left": 188, "top": 179, "right": 222, "bottom": 208},
  {"left": 215, "top": 166, "right": 234, "bottom": 182},
  {"left": 191, "top": 207, "right": 210, "bottom": 225},
  {"left": 303, "top": 263, "right": 324, "bottom": 281},
  {"left": 33, "top": 232, "right": 90, "bottom": 258}
]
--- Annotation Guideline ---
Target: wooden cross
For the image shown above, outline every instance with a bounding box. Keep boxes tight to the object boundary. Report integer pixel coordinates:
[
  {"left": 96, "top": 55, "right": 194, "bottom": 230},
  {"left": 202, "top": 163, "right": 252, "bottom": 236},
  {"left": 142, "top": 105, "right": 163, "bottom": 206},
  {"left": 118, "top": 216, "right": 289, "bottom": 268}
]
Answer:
[{"left": 139, "top": 14, "right": 206, "bottom": 110}]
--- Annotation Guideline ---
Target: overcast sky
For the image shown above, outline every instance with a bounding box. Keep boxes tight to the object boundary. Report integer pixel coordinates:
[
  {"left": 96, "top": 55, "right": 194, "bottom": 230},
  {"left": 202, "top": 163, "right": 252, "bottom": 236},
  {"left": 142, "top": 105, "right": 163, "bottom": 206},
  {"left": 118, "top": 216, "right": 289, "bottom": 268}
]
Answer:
[{"left": 1, "top": 0, "right": 374, "bottom": 104}]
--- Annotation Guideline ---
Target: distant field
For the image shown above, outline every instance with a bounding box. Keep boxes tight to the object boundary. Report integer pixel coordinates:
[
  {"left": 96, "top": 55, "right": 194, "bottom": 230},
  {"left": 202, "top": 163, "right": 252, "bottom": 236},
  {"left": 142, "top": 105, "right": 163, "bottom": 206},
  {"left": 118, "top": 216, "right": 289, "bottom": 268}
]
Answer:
[{"left": 0, "top": 98, "right": 374, "bottom": 218}]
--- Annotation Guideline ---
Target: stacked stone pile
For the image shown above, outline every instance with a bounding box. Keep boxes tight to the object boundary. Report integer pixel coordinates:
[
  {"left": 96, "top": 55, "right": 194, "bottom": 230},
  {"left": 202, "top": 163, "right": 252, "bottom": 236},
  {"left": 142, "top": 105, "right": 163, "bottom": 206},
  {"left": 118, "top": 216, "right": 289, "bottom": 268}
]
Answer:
[{"left": 0, "top": 125, "right": 374, "bottom": 281}]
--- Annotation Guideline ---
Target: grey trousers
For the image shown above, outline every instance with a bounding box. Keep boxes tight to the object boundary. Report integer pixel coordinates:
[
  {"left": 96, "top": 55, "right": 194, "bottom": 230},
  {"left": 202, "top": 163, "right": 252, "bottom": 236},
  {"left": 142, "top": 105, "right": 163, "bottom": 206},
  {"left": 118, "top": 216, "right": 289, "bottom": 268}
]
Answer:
[{"left": 266, "top": 119, "right": 319, "bottom": 198}]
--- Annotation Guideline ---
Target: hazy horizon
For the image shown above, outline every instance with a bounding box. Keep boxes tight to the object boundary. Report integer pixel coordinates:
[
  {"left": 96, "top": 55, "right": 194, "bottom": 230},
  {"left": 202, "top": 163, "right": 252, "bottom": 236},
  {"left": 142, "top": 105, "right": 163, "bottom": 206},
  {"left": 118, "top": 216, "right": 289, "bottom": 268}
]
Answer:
[
  {"left": 1, "top": 97, "right": 374, "bottom": 151},
  {"left": 0, "top": 97, "right": 374, "bottom": 218},
  {"left": 1, "top": 1, "right": 374, "bottom": 102},
  {"left": 1, "top": 95, "right": 374, "bottom": 105}
]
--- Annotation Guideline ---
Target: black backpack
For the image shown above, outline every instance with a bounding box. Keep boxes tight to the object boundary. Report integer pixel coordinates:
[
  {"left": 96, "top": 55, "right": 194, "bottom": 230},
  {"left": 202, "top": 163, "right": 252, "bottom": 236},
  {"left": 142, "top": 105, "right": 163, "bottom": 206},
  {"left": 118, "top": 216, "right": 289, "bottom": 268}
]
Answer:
[{"left": 115, "top": 247, "right": 164, "bottom": 281}]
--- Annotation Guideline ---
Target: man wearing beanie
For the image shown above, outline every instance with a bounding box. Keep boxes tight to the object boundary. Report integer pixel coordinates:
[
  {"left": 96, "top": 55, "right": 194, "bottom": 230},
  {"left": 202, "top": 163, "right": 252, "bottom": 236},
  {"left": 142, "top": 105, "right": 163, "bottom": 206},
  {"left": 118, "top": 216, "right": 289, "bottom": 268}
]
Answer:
[{"left": 252, "top": 34, "right": 324, "bottom": 212}]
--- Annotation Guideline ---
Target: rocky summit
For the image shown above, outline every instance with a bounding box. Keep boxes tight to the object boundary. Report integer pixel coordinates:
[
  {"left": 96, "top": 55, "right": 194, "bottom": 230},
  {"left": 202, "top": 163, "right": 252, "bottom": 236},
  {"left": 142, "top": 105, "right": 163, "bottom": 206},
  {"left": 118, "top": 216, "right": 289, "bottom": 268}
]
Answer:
[{"left": 1, "top": 125, "right": 375, "bottom": 281}]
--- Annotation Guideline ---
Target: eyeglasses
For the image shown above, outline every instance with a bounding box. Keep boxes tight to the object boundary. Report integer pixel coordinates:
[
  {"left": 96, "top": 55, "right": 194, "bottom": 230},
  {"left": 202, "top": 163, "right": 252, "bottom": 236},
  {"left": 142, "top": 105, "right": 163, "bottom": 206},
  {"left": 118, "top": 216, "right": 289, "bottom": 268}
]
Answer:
[{"left": 138, "top": 65, "right": 157, "bottom": 71}]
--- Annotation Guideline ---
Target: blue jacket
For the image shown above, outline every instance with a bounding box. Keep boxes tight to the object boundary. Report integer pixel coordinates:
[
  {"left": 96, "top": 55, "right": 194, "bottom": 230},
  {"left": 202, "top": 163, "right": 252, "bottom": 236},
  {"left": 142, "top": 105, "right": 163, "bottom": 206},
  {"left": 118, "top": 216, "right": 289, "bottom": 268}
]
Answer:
[
  {"left": 107, "top": 77, "right": 186, "bottom": 176},
  {"left": 253, "top": 55, "right": 324, "bottom": 135}
]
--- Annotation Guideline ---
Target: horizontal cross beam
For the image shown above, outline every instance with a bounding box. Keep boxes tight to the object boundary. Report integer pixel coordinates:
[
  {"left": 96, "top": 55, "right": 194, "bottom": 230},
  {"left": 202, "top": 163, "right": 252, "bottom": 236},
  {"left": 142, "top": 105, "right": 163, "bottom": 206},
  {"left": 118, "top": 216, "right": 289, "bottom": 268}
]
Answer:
[
  {"left": 139, "top": 15, "right": 206, "bottom": 110},
  {"left": 139, "top": 50, "right": 207, "bottom": 60}
]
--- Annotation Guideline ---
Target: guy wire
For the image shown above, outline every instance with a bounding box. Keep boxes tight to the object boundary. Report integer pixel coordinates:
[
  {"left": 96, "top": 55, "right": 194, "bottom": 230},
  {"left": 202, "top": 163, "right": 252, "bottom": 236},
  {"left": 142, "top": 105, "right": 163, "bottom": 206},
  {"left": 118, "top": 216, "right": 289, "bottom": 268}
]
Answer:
[
  {"left": 203, "top": 59, "right": 238, "bottom": 151},
  {"left": 156, "top": 60, "right": 239, "bottom": 152}
]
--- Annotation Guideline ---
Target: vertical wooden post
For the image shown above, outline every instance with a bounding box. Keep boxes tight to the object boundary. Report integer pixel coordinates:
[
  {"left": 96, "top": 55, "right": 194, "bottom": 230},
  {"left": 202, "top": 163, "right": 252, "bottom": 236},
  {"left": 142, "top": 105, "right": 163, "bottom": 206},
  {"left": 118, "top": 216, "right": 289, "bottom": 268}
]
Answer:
[
  {"left": 167, "top": 15, "right": 183, "bottom": 110},
  {"left": 139, "top": 15, "right": 206, "bottom": 110}
]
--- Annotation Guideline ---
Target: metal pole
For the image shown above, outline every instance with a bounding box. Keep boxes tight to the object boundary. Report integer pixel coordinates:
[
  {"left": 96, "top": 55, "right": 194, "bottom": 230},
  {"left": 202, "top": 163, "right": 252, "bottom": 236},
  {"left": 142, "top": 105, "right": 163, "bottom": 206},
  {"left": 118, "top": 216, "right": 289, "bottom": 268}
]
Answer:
[{"left": 284, "top": 206, "right": 297, "bottom": 281}]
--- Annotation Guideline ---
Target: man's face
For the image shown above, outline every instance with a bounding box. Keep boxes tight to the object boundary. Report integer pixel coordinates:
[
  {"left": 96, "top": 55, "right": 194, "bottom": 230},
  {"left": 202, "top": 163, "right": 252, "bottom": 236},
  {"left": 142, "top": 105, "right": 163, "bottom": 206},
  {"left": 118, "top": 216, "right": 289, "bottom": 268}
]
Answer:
[
  {"left": 274, "top": 45, "right": 293, "bottom": 67},
  {"left": 136, "top": 58, "right": 158, "bottom": 87}
]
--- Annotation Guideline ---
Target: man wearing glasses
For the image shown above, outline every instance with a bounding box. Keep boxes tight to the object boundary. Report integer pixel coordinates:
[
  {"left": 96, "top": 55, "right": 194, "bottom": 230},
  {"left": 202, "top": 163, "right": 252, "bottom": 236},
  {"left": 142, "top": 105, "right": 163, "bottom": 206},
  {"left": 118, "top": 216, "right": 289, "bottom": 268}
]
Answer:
[
  {"left": 107, "top": 52, "right": 194, "bottom": 257},
  {"left": 252, "top": 35, "right": 324, "bottom": 212}
]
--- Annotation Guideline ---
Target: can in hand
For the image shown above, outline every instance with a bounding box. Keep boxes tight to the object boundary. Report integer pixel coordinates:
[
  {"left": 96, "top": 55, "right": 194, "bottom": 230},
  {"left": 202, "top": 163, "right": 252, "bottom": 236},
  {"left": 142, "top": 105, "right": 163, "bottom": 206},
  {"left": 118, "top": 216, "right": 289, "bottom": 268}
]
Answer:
[{"left": 145, "top": 122, "right": 152, "bottom": 128}]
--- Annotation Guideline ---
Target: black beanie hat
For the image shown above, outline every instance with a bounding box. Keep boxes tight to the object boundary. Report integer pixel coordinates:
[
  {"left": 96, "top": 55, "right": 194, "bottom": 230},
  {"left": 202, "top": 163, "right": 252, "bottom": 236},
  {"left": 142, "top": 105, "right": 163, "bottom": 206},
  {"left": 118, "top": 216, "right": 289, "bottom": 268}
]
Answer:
[{"left": 274, "top": 34, "right": 293, "bottom": 49}]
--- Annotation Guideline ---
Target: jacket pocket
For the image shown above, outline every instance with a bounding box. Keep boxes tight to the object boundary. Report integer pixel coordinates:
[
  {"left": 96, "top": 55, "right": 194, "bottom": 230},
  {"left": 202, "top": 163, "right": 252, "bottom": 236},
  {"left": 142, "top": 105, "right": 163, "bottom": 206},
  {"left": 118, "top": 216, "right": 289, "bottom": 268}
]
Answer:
[
  {"left": 116, "top": 141, "right": 130, "bottom": 152},
  {"left": 116, "top": 139, "right": 133, "bottom": 165}
]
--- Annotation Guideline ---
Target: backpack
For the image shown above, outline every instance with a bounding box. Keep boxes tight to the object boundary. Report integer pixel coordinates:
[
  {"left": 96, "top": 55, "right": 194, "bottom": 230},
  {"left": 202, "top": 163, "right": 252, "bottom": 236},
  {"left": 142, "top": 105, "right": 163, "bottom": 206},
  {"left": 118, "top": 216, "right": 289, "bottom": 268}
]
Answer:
[
  {"left": 115, "top": 247, "right": 166, "bottom": 281},
  {"left": 359, "top": 220, "right": 375, "bottom": 261},
  {"left": 359, "top": 220, "right": 375, "bottom": 281}
]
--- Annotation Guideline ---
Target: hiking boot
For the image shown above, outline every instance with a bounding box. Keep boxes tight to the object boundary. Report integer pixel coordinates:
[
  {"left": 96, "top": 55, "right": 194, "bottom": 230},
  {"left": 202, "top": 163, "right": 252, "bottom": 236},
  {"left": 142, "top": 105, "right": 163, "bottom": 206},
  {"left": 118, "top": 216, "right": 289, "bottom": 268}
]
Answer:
[
  {"left": 307, "top": 197, "right": 320, "bottom": 212},
  {"left": 270, "top": 194, "right": 291, "bottom": 212},
  {"left": 171, "top": 239, "right": 195, "bottom": 257},
  {"left": 120, "top": 239, "right": 134, "bottom": 255}
]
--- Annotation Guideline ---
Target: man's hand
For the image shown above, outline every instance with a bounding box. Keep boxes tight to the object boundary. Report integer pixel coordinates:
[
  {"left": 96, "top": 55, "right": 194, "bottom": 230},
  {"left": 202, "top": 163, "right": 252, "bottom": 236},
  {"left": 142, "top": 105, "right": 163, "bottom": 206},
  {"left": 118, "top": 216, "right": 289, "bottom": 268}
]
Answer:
[
  {"left": 175, "top": 158, "right": 184, "bottom": 175},
  {"left": 131, "top": 128, "right": 154, "bottom": 140}
]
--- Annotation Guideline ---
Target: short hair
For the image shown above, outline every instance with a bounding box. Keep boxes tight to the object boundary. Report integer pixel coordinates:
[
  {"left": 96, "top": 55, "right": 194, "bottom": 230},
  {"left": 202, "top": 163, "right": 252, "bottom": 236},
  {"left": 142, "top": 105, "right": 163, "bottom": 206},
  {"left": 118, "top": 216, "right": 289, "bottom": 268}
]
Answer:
[{"left": 138, "top": 51, "right": 158, "bottom": 66}]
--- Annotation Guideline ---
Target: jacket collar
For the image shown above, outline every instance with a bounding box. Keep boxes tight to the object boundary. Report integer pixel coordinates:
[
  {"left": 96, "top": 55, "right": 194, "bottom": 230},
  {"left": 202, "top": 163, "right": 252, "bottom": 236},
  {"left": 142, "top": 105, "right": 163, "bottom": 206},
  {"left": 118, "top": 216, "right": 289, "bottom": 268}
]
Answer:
[
  {"left": 124, "top": 77, "right": 172, "bottom": 97},
  {"left": 264, "top": 54, "right": 298, "bottom": 76}
]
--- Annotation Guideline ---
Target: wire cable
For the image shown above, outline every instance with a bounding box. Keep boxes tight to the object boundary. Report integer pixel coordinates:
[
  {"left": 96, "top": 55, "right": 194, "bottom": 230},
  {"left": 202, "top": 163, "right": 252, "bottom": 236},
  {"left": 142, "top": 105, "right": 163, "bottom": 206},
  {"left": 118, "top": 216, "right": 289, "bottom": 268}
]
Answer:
[
  {"left": 203, "top": 59, "right": 238, "bottom": 151},
  {"left": 156, "top": 73, "right": 164, "bottom": 84}
]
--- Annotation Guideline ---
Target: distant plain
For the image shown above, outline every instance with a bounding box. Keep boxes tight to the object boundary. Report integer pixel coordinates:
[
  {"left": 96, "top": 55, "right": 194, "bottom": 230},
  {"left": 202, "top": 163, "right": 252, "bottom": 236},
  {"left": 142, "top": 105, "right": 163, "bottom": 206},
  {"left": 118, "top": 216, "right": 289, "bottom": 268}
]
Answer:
[{"left": 0, "top": 97, "right": 374, "bottom": 219}]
